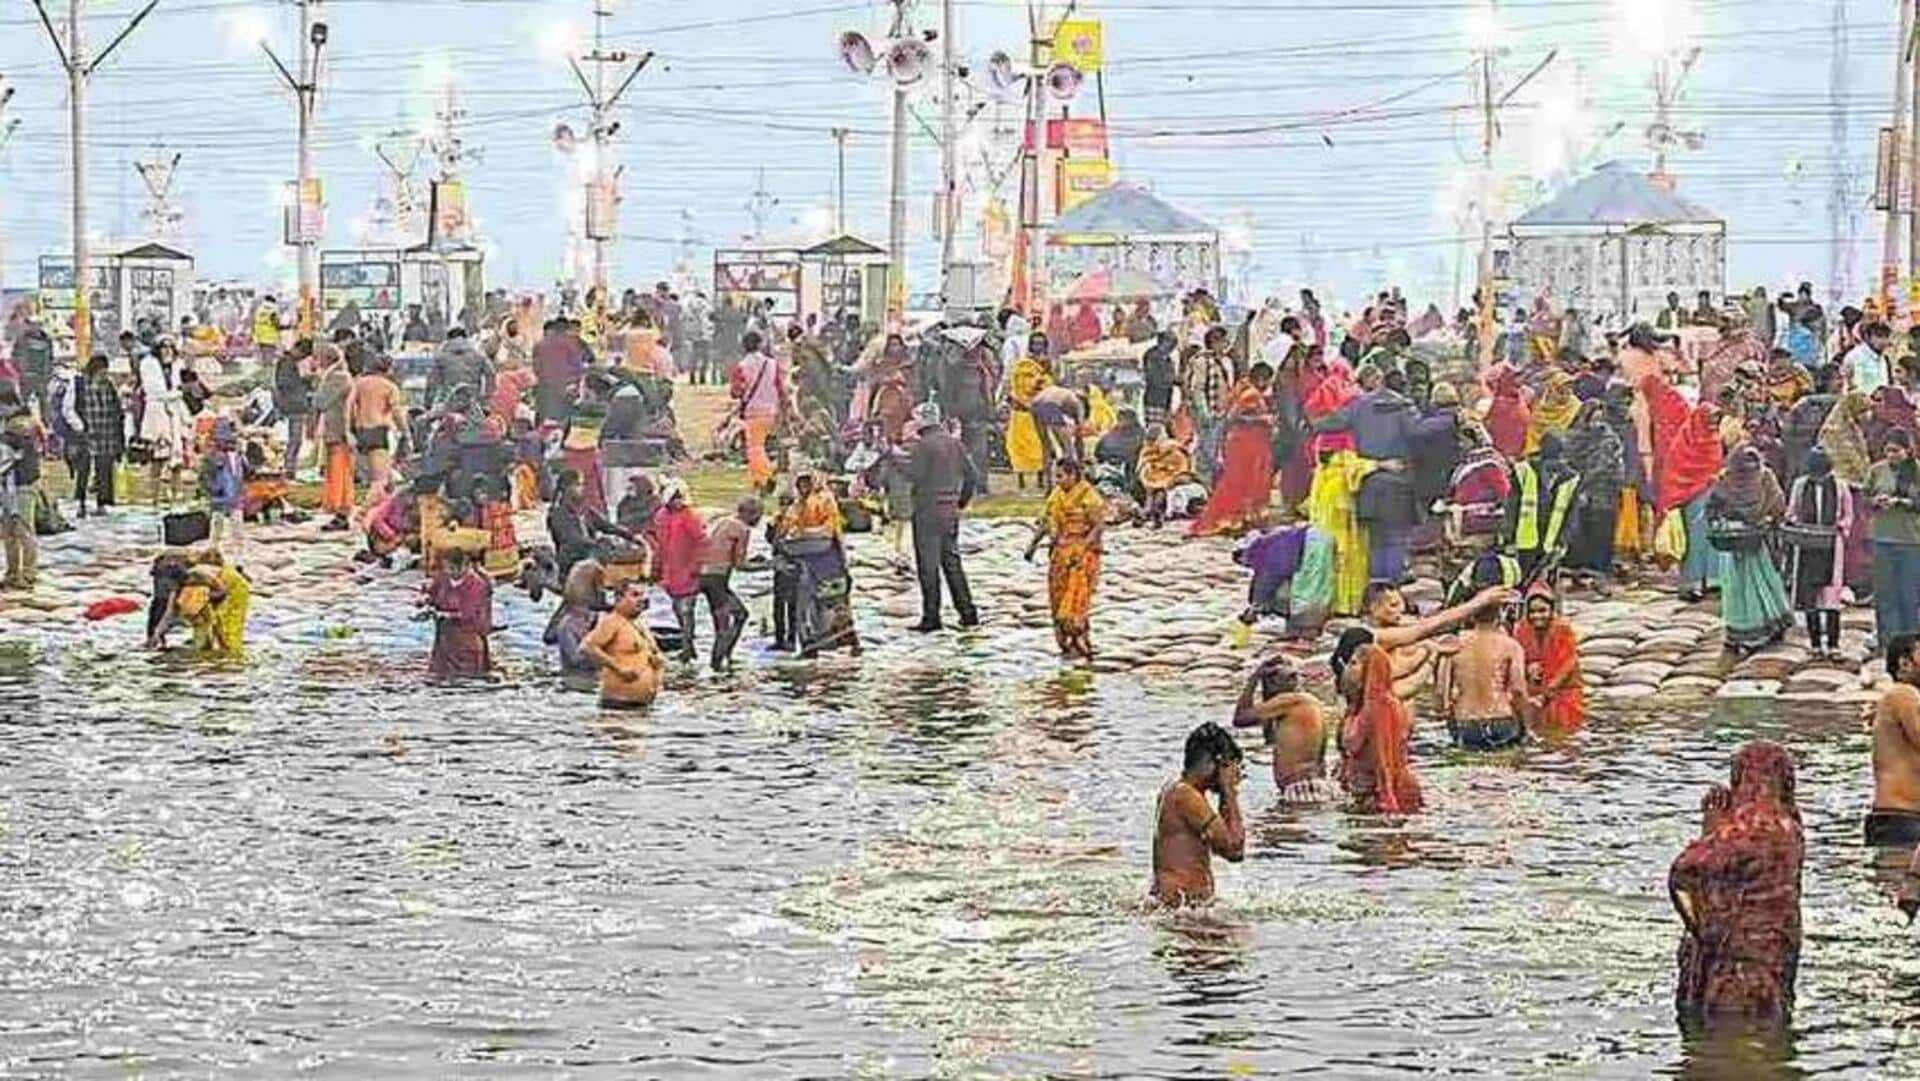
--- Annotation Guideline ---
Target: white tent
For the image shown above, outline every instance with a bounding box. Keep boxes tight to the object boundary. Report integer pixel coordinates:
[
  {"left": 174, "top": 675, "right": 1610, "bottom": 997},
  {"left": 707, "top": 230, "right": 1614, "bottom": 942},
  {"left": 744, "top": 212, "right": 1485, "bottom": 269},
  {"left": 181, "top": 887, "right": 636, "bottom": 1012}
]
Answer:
[{"left": 1505, "top": 161, "right": 1725, "bottom": 327}]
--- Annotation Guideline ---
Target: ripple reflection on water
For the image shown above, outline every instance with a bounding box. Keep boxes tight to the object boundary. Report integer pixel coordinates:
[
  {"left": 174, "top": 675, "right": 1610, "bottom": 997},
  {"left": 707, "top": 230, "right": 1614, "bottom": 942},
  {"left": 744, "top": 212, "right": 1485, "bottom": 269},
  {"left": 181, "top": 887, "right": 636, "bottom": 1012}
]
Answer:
[{"left": 1, "top": 629, "right": 1918, "bottom": 1078}]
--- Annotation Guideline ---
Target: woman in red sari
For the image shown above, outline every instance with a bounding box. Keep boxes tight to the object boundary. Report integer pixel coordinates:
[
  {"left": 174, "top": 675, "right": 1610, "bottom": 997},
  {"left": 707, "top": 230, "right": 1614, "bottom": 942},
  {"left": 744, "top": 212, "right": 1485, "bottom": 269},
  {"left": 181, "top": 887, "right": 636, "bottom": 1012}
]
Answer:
[
  {"left": 1670, "top": 741, "right": 1802, "bottom": 1032},
  {"left": 1189, "top": 362, "right": 1276, "bottom": 537},
  {"left": 1516, "top": 582, "right": 1585, "bottom": 732},
  {"left": 1333, "top": 629, "right": 1422, "bottom": 814}
]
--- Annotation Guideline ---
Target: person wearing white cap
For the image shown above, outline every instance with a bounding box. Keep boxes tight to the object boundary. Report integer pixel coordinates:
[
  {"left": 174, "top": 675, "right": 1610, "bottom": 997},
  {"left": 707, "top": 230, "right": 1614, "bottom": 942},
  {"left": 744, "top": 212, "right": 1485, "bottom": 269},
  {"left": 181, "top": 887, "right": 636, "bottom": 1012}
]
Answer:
[{"left": 905, "top": 401, "right": 979, "bottom": 632}]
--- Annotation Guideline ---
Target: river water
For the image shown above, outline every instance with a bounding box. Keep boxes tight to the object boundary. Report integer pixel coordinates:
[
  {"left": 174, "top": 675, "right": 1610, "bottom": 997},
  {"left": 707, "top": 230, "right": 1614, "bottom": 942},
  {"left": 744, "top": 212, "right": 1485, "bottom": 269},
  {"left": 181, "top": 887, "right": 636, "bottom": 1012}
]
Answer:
[{"left": 1, "top": 519, "right": 1917, "bottom": 1079}]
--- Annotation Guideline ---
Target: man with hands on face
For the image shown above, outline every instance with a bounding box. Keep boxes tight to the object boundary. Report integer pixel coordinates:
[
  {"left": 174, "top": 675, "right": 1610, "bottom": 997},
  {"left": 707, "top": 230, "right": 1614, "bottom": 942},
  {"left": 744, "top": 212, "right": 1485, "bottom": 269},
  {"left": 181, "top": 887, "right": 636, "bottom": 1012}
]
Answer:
[{"left": 1151, "top": 723, "right": 1248, "bottom": 906}]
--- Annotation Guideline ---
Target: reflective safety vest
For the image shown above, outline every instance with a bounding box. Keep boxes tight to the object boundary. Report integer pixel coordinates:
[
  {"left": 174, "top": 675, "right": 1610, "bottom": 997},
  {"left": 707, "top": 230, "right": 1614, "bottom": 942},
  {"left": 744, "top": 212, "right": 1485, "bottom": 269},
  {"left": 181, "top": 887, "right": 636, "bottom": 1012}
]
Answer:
[
  {"left": 1512, "top": 461, "right": 1579, "bottom": 553},
  {"left": 252, "top": 307, "right": 281, "bottom": 348},
  {"left": 1449, "top": 551, "right": 1522, "bottom": 606}
]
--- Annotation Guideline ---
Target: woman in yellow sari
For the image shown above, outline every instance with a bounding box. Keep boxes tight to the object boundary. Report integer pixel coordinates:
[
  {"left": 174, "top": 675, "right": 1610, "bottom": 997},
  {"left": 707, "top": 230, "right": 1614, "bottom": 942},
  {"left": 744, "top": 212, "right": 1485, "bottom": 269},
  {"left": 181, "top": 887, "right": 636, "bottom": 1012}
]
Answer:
[
  {"left": 1305, "top": 450, "right": 1376, "bottom": 616},
  {"left": 148, "top": 551, "right": 251, "bottom": 657},
  {"left": 1006, "top": 333, "right": 1053, "bottom": 489},
  {"left": 1524, "top": 370, "right": 1581, "bottom": 455},
  {"left": 1028, "top": 458, "right": 1105, "bottom": 659}
]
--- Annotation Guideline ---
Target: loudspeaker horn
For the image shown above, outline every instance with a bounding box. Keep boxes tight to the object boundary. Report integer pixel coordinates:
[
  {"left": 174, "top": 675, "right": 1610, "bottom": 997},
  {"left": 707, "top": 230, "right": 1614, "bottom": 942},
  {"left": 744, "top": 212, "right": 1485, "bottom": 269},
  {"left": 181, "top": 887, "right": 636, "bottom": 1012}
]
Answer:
[
  {"left": 839, "top": 30, "right": 877, "bottom": 75},
  {"left": 884, "top": 36, "right": 931, "bottom": 85},
  {"left": 985, "top": 50, "right": 1020, "bottom": 99},
  {"left": 1044, "top": 62, "right": 1083, "bottom": 101}
]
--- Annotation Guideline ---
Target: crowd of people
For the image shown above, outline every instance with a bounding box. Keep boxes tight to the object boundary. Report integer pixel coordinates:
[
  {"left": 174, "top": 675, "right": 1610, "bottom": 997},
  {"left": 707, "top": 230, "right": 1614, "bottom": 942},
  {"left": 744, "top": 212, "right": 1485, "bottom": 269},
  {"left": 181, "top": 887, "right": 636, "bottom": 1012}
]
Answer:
[{"left": 8, "top": 272, "right": 1920, "bottom": 1044}]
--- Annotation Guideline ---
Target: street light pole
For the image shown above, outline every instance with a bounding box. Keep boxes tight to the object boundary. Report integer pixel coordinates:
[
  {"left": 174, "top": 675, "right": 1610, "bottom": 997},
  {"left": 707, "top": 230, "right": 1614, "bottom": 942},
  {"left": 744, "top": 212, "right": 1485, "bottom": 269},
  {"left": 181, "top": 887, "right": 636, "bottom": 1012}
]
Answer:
[
  {"left": 296, "top": 0, "right": 318, "bottom": 337},
  {"left": 1882, "top": 0, "right": 1914, "bottom": 314},
  {"left": 69, "top": 0, "right": 89, "bottom": 360},
  {"left": 938, "top": 0, "right": 957, "bottom": 308},
  {"left": 31, "top": 0, "right": 157, "bottom": 364}
]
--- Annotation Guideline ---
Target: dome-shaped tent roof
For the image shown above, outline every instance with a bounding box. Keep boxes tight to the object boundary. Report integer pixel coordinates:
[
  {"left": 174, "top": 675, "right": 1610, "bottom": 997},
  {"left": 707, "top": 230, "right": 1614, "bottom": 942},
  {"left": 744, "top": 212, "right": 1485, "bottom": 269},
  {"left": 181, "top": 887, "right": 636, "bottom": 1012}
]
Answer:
[
  {"left": 1513, "top": 161, "right": 1719, "bottom": 228},
  {"left": 1047, "top": 183, "right": 1216, "bottom": 240}
]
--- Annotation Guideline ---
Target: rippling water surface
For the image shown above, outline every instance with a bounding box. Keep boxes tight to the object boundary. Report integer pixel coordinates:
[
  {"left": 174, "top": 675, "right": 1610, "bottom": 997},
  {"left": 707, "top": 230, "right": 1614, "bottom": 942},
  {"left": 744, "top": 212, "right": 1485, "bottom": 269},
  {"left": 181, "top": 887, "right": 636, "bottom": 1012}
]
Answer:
[{"left": 3, "top": 550, "right": 1919, "bottom": 1079}]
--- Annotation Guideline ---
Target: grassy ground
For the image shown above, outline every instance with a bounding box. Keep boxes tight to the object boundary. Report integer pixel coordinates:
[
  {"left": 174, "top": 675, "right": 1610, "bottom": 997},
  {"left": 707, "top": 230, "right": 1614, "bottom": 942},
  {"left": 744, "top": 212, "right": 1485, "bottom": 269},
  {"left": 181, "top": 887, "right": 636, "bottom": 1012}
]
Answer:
[{"left": 41, "top": 379, "right": 1050, "bottom": 521}]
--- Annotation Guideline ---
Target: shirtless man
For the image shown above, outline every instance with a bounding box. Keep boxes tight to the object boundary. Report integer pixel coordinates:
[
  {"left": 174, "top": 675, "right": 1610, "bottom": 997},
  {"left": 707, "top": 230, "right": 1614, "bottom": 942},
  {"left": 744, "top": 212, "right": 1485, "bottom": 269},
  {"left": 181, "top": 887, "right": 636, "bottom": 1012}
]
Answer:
[
  {"left": 1447, "top": 602, "right": 1529, "bottom": 750},
  {"left": 581, "top": 581, "right": 665, "bottom": 709},
  {"left": 1867, "top": 632, "right": 1920, "bottom": 847},
  {"left": 1151, "top": 723, "right": 1246, "bottom": 906},
  {"left": 1364, "top": 582, "right": 1481, "bottom": 703},
  {"left": 1231, "top": 655, "right": 1336, "bottom": 803}
]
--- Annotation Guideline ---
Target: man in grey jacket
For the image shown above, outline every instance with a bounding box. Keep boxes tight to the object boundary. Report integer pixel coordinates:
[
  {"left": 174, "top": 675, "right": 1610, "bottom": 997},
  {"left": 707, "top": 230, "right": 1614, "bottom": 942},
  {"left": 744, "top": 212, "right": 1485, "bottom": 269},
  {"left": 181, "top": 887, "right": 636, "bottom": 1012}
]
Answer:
[{"left": 905, "top": 403, "right": 980, "bottom": 632}]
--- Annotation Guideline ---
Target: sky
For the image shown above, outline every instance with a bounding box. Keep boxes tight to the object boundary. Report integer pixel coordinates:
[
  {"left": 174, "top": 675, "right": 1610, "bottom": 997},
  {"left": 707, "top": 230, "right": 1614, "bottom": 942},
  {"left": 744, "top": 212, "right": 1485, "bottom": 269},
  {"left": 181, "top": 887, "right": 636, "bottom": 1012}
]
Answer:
[{"left": 0, "top": 0, "right": 1897, "bottom": 311}]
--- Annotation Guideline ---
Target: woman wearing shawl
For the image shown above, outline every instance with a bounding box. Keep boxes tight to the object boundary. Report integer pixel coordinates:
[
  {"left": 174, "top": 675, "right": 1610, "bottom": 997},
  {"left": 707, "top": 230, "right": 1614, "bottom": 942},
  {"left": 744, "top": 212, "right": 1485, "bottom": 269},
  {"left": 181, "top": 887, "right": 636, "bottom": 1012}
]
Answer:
[
  {"left": 1004, "top": 336, "right": 1053, "bottom": 490},
  {"left": 1190, "top": 363, "right": 1276, "bottom": 537},
  {"left": 1646, "top": 371, "right": 1727, "bottom": 600},
  {"left": 1670, "top": 742, "right": 1802, "bottom": 1032},
  {"left": 1300, "top": 351, "right": 1359, "bottom": 459},
  {"left": 1708, "top": 446, "right": 1793, "bottom": 654},
  {"left": 1029, "top": 458, "right": 1105, "bottom": 659},
  {"left": 1763, "top": 349, "right": 1813, "bottom": 411},
  {"left": 781, "top": 467, "right": 861, "bottom": 658},
  {"left": 1599, "top": 384, "right": 1648, "bottom": 561},
  {"left": 1563, "top": 401, "right": 1624, "bottom": 588},
  {"left": 1785, "top": 448, "right": 1852, "bottom": 659},
  {"left": 1334, "top": 634, "right": 1422, "bottom": 814},
  {"left": 1819, "top": 391, "right": 1876, "bottom": 596},
  {"left": 1525, "top": 369, "right": 1581, "bottom": 455},
  {"left": 1516, "top": 583, "right": 1585, "bottom": 732},
  {"left": 1482, "top": 362, "right": 1532, "bottom": 459}
]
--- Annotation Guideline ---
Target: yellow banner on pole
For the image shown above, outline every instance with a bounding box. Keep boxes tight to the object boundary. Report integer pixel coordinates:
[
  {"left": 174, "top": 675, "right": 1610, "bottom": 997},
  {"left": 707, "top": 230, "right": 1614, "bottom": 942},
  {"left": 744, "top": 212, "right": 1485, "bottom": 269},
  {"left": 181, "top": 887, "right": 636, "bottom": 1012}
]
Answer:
[
  {"left": 1058, "top": 157, "right": 1115, "bottom": 213},
  {"left": 1053, "top": 19, "right": 1103, "bottom": 73}
]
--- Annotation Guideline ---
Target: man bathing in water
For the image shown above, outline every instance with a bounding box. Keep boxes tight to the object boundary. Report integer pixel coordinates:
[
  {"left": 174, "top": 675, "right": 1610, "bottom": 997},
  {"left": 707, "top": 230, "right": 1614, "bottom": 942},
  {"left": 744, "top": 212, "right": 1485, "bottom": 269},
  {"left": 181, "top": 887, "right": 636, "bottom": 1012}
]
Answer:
[
  {"left": 1447, "top": 599, "right": 1530, "bottom": 750},
  {"left": 1151, "top": 723, "right": 1246, "bottom": 906},
  {"left": 581, "top": 581, "right": 665, "bottom": 709},
  {"left": 1231, "top": 655, "right": 1336, "bottom": 804},
  {"left": 1868, "top": 632, "right": 1920, "bottom": 847},
  {"left": 1364, "top": 581, "right": 1507, "bottom": 703}
]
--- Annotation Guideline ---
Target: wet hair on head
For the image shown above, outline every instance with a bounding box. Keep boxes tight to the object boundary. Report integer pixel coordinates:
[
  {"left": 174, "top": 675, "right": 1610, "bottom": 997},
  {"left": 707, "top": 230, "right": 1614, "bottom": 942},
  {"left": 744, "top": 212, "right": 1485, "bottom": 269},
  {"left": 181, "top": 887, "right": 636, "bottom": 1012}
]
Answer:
[
  {"left": 1183, "top": 722, "right": 1244, "bottom": 771},
  {"left": 1363, "top": 580, "right": 1401, "bottom": 612},
  {"left": 1890, "top": 632, "right": 1920, "bottom": 679},
  {"left": 1330, "top": 626, "right": 1375, "bottom": 685},
  {"left": 1258, "top": 656, "right": 1299, "bottom": 697}
]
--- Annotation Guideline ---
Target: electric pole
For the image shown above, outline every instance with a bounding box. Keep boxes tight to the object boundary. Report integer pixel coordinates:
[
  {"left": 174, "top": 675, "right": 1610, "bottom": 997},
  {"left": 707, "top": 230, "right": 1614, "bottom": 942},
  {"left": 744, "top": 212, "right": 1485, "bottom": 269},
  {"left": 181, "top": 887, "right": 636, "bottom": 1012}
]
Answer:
[
  {"left": 1473, "top": 19, "right": 1498, "bottom": 370},
  {"left": 1908, "top": 2, "right": 1920, "bottom": 295},
  {"left": 938, "top": 0, "right": 958, "bottom": 308},
  {"left": 134, "top": 144, "right": 183, "bottom": 242},
  {"left": 746, "top": 168, "right": 778, "bottom": 240},
  {"left": 261, "top": 0, "right": 329, "bottom": 337},
  {"left": 1018, "top": 0, "right": 1049, "bottom": 318},
  {"left": 886, "top": 1, "right": 911, "bottom": 314},
  {"left": 570, "top": 1, "right": 652, "bottom": 307},
  {"left": 830, "top": 127, "right": 849, "bottom": 234},
  {"left": 373, "top": 121, "right": 424, "bottom": 245},
  {"left": 1881, "top": 0, "right": 1913, "bottom": 314},
  {"left": 31, "top": 0, "right": 158, "bottom": 363},
  {"left": 1828, "top": 0, "right": 1856, "bottom": 308},
  {"left": 0, "top": 76, "right": 18, "bottom": 297}
]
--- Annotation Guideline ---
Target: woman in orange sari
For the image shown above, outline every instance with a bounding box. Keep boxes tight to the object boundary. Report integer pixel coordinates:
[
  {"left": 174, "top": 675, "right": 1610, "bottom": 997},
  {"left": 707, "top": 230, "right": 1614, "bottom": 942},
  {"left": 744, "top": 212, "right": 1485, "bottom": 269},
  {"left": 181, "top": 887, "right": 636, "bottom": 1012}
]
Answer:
[
  {"left": 1516, "top": 582, "right": 1586, "bottom": 732},
  {"left": 1029, "top": 458, "right": 1105, "bottom": 659},
  {"left": 1332, "top": 629, "right": 1422, "bottom": 814},
  {"left": 1189, "top": 362, "right": 1276, "bottom": 537}
]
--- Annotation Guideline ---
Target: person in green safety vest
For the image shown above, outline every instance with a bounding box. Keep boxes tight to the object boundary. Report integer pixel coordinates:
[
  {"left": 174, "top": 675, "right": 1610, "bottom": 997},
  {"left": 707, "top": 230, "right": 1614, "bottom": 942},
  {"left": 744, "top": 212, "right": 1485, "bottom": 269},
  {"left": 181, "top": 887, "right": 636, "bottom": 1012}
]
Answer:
[{"left": 1505, "top": 431, "right": 1582, "bottom": 581}]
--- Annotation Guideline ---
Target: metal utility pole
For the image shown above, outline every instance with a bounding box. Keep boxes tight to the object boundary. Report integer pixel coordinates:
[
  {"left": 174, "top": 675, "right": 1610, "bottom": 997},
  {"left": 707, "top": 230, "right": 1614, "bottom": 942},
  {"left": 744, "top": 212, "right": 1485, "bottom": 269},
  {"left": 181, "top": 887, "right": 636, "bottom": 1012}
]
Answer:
[
  {"left": 373, "top": 121, "right": 425, "bottom": 245},
  {"left": 261, "top": 0, "right": 328, "bottom": 337},
  {"left": 1908, "top": 5, "right": 1920, "bottom": 291},
  {"left": 830, "top": 127, "right": 849, "bottom": 233},
  {"left": 1018, "top": 0, "right": 1050, "bottom": 317},
  {"left": 938, "top": 0, "right": 958, "bottom": 307},
  {"left": 133, "top": 144, "right": 183, "bottom": 241},
  {"left": 746, "top": 168, "right": 778, "bottom": 240},
  {"left": 0, "top": 78, "right": 16, "bottom": 296},
  {"left": 32, "top": 0, "right": 158, "bottom": 364},
  {"left": 569, "top": 2, "right": 651, "bottom": 306},
  {"left": 1829, "top": 0, "right": 1856, "bottom": 308},
  {"left": 1474, "top": 31, "right": 1497, "bottom": 370},
  {"left": 886, "top": 0, "right": 912, "bottom": 314},
  {"left": 1881, "top": 0, "right": 1914, "bottom": 313}
]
